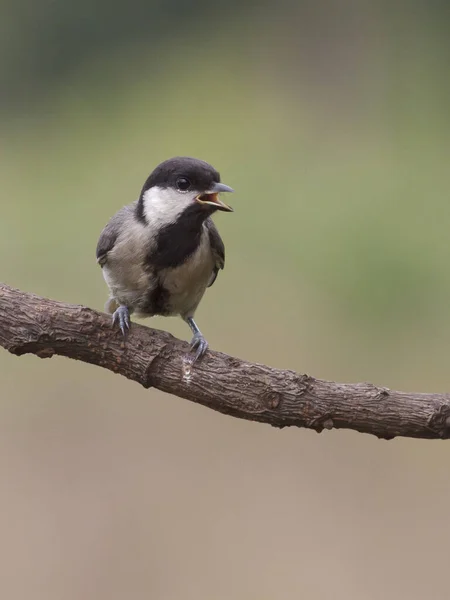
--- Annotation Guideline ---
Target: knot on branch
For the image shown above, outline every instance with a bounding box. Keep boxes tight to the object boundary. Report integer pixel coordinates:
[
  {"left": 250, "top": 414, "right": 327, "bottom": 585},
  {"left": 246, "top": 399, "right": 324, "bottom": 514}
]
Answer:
[{"left": 428, "top": 404, "right": 450, "bottom": 439}]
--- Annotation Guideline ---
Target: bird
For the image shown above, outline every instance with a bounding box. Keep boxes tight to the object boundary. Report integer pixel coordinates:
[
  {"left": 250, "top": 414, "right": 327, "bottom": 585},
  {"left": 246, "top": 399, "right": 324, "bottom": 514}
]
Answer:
[{"left": 96, "top": 156, "right": 234, "bottom": 362}]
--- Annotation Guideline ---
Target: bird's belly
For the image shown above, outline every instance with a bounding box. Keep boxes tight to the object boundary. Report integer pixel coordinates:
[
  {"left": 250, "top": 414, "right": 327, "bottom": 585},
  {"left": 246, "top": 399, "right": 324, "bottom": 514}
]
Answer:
[
  {"left": 102, "top": 260, "right": 151, "bottom": 312},
  {"left": 160, "top": 252, "right": 214, "bottom": 317}
]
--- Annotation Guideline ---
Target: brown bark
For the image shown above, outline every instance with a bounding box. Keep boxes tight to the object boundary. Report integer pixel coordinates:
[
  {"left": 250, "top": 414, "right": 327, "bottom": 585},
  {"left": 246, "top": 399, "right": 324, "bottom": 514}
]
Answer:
[{"left": 0, "top": 282, "right": 449, "bottom": 440}]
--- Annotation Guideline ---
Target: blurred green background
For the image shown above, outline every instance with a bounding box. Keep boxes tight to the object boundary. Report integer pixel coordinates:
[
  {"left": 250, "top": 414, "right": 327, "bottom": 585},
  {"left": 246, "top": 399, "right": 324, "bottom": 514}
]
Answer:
[{"left": 1, "top": 0, "right": 450, "bottom": 598}]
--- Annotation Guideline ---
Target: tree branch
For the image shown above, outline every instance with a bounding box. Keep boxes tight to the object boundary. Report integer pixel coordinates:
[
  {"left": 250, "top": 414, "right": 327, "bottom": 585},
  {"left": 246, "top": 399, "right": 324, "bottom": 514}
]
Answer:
[{"left": 1, "top": 282, "right": 449, "bottom": 440}]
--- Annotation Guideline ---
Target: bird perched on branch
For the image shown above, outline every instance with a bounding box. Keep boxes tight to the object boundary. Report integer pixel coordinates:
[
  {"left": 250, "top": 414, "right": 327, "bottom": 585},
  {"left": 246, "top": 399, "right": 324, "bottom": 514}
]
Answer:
[{"left": 96, "top": 156, "right": 234, "bottom": 361}]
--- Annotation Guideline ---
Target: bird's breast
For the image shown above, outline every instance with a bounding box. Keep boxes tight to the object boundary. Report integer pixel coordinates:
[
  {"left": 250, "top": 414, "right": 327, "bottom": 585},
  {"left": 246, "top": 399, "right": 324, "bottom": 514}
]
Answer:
[{"left": 157, "top": 232, "right": 214, "bottom": 317}]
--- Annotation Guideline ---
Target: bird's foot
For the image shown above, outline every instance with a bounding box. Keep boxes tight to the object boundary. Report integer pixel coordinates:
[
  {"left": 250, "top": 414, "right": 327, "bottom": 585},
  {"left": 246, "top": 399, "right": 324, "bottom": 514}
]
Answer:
[
  {"left": 189, "top": 332, "right": 209, "bottom": 362},
  {"left": 112, "top": 305, "right": 130, "bottom": 337}
]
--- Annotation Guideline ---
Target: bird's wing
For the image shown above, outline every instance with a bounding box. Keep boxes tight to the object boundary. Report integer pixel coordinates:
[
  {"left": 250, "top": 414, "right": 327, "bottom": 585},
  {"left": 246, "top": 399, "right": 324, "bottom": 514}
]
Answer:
[
  {"left": 96, "top": 223, "right": 118, "bottom": 267},
  {"left": 96, "top": 204, "right": 135, "bottom": 266},
  {"left": 205, "top": 218, "right": 225, "bottom": 287}
]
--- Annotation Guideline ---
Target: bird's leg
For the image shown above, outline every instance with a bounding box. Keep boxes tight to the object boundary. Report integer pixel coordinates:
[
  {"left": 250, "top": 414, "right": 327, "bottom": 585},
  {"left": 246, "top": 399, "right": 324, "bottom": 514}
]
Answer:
[
  {"left": 186, "top": 317, "right": 208, "bottom": 362},
  {"left": 112, "top": 305, "right": 131, "bottom": 337}
]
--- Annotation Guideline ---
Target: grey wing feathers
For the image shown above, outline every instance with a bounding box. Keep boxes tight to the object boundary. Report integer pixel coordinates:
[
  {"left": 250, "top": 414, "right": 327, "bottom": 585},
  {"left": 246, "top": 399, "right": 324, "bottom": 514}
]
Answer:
[
  {"left": 96, "top": 203, "right": 135, "bottom": 266},
  {"left": 96, "top": 224, "right": 118, "bottom": 266},
  {"left": 205, "top": 218, "right": 225, "bottom": 287}
]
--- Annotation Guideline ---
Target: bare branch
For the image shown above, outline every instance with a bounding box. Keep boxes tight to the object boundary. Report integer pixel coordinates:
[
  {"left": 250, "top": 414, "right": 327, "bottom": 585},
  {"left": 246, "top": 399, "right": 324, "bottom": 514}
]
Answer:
[{"left": 0, "top": 282, "right": 449, "bottom": 440}]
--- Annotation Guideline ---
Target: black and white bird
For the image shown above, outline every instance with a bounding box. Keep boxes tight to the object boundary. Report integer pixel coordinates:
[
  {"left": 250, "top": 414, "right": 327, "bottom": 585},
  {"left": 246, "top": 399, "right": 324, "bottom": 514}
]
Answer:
[{"left": 96, "top": 156, "right": 234, "bottom": 361}]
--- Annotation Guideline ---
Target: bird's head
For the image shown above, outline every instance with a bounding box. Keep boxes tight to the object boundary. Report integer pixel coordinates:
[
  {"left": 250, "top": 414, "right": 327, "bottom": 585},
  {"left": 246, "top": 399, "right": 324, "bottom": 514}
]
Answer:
[{"left": 137, "top": 157, "right": 234, "bottom": 225}]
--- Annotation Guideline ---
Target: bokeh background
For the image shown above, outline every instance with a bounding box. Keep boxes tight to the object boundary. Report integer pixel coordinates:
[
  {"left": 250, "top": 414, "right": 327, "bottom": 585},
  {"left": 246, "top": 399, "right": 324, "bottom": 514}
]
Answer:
[{"left": 1, "top": 0, "right": 450, "bottom": 598}]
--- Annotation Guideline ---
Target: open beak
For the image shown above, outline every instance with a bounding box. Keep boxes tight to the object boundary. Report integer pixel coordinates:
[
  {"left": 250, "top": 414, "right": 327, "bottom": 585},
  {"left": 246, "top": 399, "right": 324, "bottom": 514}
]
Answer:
[{"left": 196, "top": 182, "right": 234, "bottom": 212}]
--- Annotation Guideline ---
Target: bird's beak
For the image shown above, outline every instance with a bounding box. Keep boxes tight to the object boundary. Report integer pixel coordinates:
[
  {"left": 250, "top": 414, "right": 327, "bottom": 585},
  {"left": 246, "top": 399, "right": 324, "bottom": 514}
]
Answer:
[{"left": 196, "top": 182, "right": 234, "bottom": 212}]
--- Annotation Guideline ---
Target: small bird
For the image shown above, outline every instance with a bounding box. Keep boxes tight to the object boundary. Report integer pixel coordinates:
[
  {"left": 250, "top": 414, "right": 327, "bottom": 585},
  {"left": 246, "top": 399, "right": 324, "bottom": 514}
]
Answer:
[{"left": 96, "top": 156, "right": 234, "bottom": 361}]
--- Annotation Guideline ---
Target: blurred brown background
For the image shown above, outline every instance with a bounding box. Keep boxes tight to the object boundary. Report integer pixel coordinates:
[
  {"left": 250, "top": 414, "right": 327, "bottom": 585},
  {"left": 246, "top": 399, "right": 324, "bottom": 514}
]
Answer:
[{"left": 1, "top": 0, "right": 450, "bottom": 598}]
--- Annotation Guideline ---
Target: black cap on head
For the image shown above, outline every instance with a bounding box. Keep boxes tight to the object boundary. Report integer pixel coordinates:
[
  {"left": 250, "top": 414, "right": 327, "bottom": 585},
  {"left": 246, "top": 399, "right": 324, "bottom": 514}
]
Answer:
[{"left": 142, "top": 156, "right": 221, "bottom": 194}]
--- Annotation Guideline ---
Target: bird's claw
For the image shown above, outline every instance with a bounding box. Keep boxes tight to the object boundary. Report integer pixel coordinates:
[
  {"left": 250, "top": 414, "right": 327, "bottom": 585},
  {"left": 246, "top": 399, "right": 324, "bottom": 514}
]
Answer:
[
  {"left": 189, "top": 332, "right": 209, "bottom": 362},
  {"left": 112, "top": 305, "right": 130, "bottom": 337}
]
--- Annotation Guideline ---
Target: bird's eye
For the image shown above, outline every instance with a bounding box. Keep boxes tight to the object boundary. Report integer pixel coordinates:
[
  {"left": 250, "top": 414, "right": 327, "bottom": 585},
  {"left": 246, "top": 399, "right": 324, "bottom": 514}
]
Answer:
[{"left": 176, "top": 177, "right": 191, "bottom": 192}]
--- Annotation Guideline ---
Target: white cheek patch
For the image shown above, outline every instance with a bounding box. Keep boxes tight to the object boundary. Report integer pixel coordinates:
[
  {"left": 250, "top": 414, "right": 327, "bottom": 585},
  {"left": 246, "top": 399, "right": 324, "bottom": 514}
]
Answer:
[{"left": 143, "top": 186, "right": 194, "bottom": 226}]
